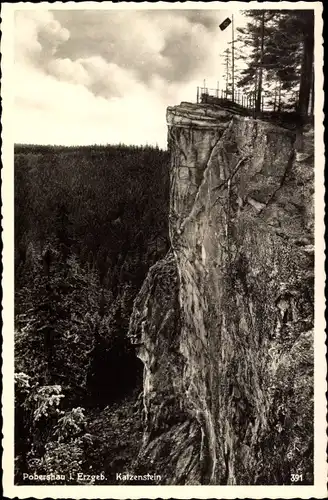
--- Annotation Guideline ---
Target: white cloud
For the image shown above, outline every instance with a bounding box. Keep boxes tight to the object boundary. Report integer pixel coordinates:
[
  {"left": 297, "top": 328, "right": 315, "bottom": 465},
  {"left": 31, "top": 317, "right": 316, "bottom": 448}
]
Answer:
[
  {"left": 15, "top": 10, "right": 69, "bottom": 64},
  {"left": 47, "top": 58, "right": 89, "bottom": 86},
  {"left": 13, "top": 8, "right": 242, "bottom": 146},
  {"left": 14, "top": 62, "right": 171, "bottom": 147}
]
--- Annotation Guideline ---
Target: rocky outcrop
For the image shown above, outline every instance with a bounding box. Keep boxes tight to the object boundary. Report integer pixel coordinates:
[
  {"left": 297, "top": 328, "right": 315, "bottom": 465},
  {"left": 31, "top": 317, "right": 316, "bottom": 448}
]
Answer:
[{"left": 128, "top": 102, "right": 314, "bottom": 485}]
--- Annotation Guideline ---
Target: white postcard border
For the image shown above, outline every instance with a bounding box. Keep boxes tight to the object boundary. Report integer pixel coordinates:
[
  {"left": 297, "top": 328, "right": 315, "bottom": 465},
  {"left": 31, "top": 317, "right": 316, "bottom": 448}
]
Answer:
[{"left": 1, "top": 2, "right": 326, "bottom": 498}]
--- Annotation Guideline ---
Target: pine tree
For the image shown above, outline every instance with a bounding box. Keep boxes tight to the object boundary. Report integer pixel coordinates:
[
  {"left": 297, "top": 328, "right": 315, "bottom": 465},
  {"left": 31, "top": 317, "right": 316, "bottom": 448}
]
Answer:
[
  {"left": 236, "top": 10, "right": 279, "bottom": 113},
  {"left": 222, "top": 47, "right": 232, "bottom": 98},
  {"left": 237, "top": 9, "right": 314, "bottom": 120},
  {"left": 279, "top": 11, "right": 314, "bottom": 120}
]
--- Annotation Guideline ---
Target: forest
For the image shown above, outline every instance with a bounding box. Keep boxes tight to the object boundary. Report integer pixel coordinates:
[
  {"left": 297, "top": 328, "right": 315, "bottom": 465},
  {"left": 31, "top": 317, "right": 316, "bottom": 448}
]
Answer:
[
  {"left": 222, "top": 10, "right": 314, "bottom": 119},
  {"left": 14, "top": 143, "right": 170, "bottom": 484}
]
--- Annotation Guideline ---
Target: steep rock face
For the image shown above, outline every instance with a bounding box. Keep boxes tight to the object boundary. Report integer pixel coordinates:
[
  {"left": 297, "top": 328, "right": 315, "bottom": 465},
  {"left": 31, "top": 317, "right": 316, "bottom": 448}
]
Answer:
[
  {"left": 129, "top": 103, "right": 314, "bottom": 485},
  {"left": 129, "top": 254, "right": 203, "bottom": 484}
]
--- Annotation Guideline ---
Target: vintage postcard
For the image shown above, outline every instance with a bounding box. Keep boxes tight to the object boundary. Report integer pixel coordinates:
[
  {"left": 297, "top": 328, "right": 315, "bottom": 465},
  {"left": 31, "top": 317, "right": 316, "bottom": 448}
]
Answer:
[{"left": 1, "top": 1, "right": 326, "bottom": 498}]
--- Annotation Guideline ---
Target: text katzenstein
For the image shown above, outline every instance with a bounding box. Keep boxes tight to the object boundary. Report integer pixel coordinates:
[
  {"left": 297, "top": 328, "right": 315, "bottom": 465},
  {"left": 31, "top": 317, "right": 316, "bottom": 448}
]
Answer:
[{"left": 116, "top": 472, "right": 161, "bottom": 482}]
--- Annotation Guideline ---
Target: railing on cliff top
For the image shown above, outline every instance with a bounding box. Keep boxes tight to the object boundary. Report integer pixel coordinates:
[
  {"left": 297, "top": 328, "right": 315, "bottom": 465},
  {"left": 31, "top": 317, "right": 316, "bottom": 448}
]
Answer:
[
  {"left": 195, "top": 86, "right": 312, "bottom": 126},
  {"left": 197, "top": 86, "right": 259, "bottom": 112}
]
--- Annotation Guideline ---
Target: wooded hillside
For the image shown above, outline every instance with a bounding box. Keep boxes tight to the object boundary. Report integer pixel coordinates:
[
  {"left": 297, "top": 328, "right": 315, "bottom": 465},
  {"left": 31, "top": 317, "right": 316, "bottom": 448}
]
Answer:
[{"left": 14, "top": 143, "right": 170, "bottom": 484}]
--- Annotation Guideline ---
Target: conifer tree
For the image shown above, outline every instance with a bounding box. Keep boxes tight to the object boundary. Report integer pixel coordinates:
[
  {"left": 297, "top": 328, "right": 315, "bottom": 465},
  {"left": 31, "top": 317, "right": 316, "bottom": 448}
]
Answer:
[{"left": 236, "top": 9, "right": 314, "bottom": 119}]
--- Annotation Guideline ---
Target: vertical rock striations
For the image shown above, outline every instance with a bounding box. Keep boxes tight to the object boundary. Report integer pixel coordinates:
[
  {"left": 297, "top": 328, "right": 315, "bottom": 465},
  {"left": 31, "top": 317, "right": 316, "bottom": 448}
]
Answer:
[{"left": 128, "top": 102, "right": 314, "bottom": 485}]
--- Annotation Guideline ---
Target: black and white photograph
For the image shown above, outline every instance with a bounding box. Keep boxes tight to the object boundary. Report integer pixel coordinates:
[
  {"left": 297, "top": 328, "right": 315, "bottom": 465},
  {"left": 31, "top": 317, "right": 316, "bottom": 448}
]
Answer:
[{"left": 1, "top": 1, "right": 326, "bottom": 498}]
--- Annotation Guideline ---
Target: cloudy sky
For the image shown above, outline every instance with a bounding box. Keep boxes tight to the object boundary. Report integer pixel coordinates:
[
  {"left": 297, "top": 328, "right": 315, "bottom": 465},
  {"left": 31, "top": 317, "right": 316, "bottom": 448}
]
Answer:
[{"left": 13, "top": 6, "right": 245, "bottom": 148}]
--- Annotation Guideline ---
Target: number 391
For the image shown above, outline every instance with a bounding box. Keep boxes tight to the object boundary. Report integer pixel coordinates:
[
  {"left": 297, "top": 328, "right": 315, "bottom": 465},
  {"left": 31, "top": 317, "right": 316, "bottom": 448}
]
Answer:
[{"left": 291, "top": 473, "right": 303, "bottom": 482}]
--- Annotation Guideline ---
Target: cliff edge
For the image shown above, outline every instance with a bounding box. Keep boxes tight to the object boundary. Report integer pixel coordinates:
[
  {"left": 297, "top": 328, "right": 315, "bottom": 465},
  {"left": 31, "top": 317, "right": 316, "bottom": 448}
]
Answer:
[{"left": 129, "top": 102, "right": 314, "bottom": 485}]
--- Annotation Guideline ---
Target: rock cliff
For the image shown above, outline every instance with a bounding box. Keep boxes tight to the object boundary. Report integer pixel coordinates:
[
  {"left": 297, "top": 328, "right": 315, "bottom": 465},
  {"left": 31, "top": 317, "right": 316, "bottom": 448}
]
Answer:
[{"left": 128, "top": 102, "right": 314, "bottom": 485}]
